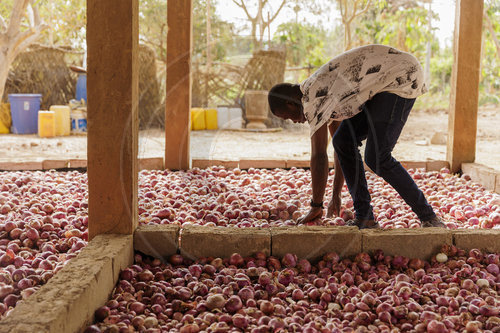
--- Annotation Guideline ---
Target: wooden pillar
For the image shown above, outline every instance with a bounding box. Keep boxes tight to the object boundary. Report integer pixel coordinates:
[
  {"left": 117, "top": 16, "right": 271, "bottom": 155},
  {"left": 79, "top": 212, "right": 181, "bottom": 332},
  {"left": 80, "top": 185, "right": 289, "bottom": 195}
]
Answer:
[
  {"left": 87, "top": 0, "right": 139, "bottom": 239},
  {"left": 447, "top": 0, "right": 484, "bottom": 173},
  {"left": 165, "top": 0, "right": 192, "bottom": 170}
]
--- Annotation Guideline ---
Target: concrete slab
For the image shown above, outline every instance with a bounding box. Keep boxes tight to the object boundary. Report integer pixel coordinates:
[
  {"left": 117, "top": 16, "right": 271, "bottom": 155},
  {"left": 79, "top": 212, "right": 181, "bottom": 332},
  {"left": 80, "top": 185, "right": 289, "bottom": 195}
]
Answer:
[
  {"left": 271, "top": 226, "right": 361, "bottom": 262},
  {"left": 453, "top": 229, "right": 500, "bottom": 253},
  {"left": 180, "top": 226, "right": 271, "bottom": 260},
  {"left": 0, "top": 234, "right": 133, "bottom": 333},
  {"left": 362, "top": 228, "right": 452, "bottom": 260},
  {"left": 134, "top": 224, "right": 180, "bottom": 258}
]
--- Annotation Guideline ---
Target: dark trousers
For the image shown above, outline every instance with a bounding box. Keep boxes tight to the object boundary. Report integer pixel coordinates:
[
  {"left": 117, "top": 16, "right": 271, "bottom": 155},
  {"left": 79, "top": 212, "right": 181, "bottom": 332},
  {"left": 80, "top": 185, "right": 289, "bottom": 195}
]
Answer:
[{"left": 332, "top": 92, "right": 436, "bottom": 221}]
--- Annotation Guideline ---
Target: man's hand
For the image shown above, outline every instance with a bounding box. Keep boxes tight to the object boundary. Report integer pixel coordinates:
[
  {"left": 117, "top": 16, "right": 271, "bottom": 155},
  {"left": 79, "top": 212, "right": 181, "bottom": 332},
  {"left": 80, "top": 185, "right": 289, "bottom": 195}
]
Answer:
[
  {"left": 297, "top": 206, "right": 323, "bottom": 224},
  {"left": 327, "top": 192, "right": 342, "bottom": 218}
]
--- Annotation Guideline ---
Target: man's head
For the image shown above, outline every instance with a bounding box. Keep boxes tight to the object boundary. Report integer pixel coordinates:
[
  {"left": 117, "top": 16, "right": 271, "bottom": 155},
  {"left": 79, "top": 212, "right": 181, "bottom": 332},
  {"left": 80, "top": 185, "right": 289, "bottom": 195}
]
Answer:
[{"left": 268, "top": 83, "right": 306, "bottom": 123}]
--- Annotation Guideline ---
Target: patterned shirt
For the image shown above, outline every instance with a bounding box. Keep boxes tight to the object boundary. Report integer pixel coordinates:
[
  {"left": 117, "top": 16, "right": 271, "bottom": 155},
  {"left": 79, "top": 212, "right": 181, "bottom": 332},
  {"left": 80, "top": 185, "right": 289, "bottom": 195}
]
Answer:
[{"left": 300, "top": 44, "right": 428, "bottom": 136}]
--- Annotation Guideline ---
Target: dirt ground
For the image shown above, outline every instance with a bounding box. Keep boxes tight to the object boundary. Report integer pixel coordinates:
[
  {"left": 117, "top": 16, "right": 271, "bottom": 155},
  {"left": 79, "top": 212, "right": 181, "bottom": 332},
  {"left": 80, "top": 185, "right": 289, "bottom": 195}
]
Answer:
[{"left": 0, "top": 107, "right": 499, "bottom": 171}]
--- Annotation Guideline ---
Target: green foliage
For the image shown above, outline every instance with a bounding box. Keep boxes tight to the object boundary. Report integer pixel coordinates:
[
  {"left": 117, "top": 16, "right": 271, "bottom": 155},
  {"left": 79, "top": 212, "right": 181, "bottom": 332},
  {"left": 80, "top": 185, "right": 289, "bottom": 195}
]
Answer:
[{"left": 274, "top": 22, "right": 329, "bottom": 67}]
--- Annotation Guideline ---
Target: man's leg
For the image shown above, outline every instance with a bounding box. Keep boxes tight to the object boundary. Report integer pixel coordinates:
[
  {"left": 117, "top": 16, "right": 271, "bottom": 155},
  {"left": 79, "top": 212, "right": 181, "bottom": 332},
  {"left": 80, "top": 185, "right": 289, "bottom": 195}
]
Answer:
[
  {"left": 332, "top": 111, "right": 374, "bottom": 221},
  {"left": 363, "top": 92, "right": 439, "bottom": 223}
]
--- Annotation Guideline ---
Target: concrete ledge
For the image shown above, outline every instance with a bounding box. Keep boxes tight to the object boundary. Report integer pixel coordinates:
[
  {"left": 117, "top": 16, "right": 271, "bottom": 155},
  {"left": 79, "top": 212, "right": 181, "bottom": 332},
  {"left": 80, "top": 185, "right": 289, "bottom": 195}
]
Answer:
[
  {"left": 462, "top": 163, "right": 498, "bottom": 192},
  {"left": 191, "top": 159, "right": 239, "bottom": 169},
  {"left": 271, "top": 226, "right": 361, "bottom": 262},
  {"left": 362, "top": 228, "right": 452, "bottom": 260},
  {"left": 453, "top": 229, "right": 500, "bottom": 253},
  {"left": 239, "top": 159, "right": 286, "bottom": 170},
  {"left": 134, "top": 224, "right": 180, "bottom": 258},
  {"left": 180, "top": 226, "right": 270, "bottom": 260},
  {"left": 42, "top": 160, "right": 70, "bottom": 170},
  {"left": 0, "top": 234, "right": 133, "bottom": 333},
  {"left": 138, "top": 157, "right": 164, "bottom": 170}
]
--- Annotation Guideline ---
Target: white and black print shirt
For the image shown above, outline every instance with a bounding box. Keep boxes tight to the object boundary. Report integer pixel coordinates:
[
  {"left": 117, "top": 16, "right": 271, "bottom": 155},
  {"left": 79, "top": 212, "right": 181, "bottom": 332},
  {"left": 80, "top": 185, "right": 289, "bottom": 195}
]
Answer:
[{"left": 300, "top": 44, "right": 428, "bottom": 136}]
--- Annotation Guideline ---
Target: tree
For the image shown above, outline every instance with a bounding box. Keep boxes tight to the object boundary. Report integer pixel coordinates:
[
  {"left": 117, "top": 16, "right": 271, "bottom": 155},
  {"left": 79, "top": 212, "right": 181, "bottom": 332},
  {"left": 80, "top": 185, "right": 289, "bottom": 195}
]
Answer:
[
  {"left": 0, "top": 0, "right": 47, "bottom": 101},
  {"left": 231, "top": 0, "right": 288, "bottom": 51},
  {"left": 336, "top": 0, "right": 371, "bottom": 50}
]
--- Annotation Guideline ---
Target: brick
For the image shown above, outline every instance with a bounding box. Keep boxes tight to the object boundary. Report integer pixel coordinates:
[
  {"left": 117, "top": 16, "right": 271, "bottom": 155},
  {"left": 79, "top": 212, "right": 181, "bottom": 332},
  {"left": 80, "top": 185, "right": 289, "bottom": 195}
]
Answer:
[
  {"left": 462, "top": 163, "right": 497, "bottom": 191},
  {"left": 138, "top": 157, "right": 164, "bottom": 170},
  {"left": 0, "top": 234, "right": 133, "bottom": 333},
  {"left": 180, "top": 226, "right": 270, "bottom": 260},
  {"left": 239, "top": 159, "right": 286, "bottom": 170},
  {"left": 401, "top": 161, "right": 427, "bottom": 171},
  {"left": 362, "top": 229, "right": 452, "bottom": 260},
  {"left": 271, "top": 226, "right": 361, "bottom": 262},
  {"left": 134, "top": 224, "right": 180, "bottom": 258},
  {"left": 69, "top": 159, "right": 87, "bottom": 168},
  {"left": 285, "top": 160, "right": 310, "bottom": 168},
  {"left": 42, "top": 160, "right": 70, "bottom": 170},
  {"left": 426, "top": 160, "right": 450, "bottom": 172},
  {"left": 192, "top": 159, "right": 239, "bottom": 169},
  {"left": 453, "top": 230, "right": 500, "bottom": 253},
  {"left": 0, "top": 161, "right": 43, "bottom": 171}
]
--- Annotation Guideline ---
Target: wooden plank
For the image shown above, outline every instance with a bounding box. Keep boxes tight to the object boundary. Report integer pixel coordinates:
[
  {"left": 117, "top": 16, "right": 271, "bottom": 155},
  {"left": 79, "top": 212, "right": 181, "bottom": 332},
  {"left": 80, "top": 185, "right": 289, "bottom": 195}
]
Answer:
[
  {"left": 138, "top": 157, "right": 164, "bottom": 170},
  {"left": 165, "top": 0, "right": 192, "bottom": 170},
  {"left": 87, "top": 0, "right": 139, "bottom": 240},
  {"left": 0, "top": 161, "right": 43, "bottom": 171},
  {"left": 42, "top": 160, "right": 69, "bottom": 170},
  {"left": 462, "top": 163, "right": 497, "bottom": 191},
  {"left": 447, "top": 0, "right": 484, "bottom": 173},
  {"left": 426, "top": 160, "right": 450, "bottom": 172},
  {"left": 191, "top": 159, "right": 239, "bottom": 169}
]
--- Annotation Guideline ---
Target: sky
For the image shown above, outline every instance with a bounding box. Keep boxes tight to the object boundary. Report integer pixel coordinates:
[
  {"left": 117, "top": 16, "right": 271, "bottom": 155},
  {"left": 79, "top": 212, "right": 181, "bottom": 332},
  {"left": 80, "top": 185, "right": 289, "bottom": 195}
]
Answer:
[{"left": 216, "top": 0, "right": 456, "bottom": 48}]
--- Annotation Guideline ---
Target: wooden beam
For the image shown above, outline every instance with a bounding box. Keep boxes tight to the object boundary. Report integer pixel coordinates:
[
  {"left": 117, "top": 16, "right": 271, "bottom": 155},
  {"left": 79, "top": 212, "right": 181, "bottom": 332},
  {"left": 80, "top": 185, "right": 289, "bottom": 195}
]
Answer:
[
  {"left": 447, "top": 0, "right": 484, "bottom": 173},
  {"left": 87, "top": 0, "right": 139, "bottom": 239},
  {"left": 165, "top": 0, "right": 192, "bottom": 170}
]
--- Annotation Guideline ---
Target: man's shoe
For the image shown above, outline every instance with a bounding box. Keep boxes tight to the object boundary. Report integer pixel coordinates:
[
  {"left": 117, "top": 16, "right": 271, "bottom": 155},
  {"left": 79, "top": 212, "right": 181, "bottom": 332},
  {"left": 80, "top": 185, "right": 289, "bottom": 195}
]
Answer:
[
  {"left": 421, "top": 216, "right": 446, "bottom": 228},
  {"left": 346, "top": 218, "right": 379, "bottom": 229}
]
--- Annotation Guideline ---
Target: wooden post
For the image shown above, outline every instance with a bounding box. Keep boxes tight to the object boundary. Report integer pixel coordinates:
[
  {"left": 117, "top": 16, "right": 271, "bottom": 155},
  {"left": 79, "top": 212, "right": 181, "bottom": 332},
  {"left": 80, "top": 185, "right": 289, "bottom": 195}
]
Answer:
[
  {"left": 165, "top": 0, "right": 192, "bottom": 170},
  {"left": 87, "top": 0, "right": 139, "bottom": 239},
  {"left": 447, "top": 0, "right": 484, "bottom": 173}
]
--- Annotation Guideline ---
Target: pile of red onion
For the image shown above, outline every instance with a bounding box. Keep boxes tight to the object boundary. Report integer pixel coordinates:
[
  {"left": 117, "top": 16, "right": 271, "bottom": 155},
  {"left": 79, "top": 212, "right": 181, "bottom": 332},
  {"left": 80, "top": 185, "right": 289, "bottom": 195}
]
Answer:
[
  {"left": 0, "top": 171, "right": 88, "bottom": 318},
  {"left": 86, "top": 246, "right": 499, "bottom": 332},
  {"left": 138, "top": 167, "right": 500, "bottom": 229}
]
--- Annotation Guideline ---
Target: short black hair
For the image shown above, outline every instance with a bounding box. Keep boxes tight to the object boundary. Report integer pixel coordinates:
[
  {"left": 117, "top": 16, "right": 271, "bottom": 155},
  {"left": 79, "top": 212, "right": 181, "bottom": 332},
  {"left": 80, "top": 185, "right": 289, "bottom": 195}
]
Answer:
[{"left": 268, "top": 83, "right": 296, "bottom": 115}]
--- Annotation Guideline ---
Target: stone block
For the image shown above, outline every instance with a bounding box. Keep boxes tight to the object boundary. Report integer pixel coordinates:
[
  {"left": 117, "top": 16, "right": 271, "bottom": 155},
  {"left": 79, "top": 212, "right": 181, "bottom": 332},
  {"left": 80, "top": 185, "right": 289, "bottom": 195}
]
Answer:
[
  {"left": 426, "top": 160, "right": 450, "bottom": 171},
  {"left": 192, "top": 159, "right": 239, "bottom": 169},
  {"left": 0, "top": 234, "right": 133, "bottom": 333},
  {"left": 134, "top": 224, "right": 180, "bottom": 259},
  {"left": 138, "top": 157, "right": 164, "bottom": 170},
  {"left": 271, "top": 226, "right": 361, "bottom": 262},
  {"left": 180, "top": 226, "right": 270, "bottom": 260},
  {"left": 239, "top": 159, "right": 286, "bottom": 170},
  {"left": 362, "top": 229, "right": 452, "bottom": 260},
  {"left": 462, "top": 163, "right": 497, "bottom": 191},
  {"left": 42, "top": 160, "right": 70, "bottom": 170},
  {"left": 453, "top": 230, "right": 500, "bottom": 253}
]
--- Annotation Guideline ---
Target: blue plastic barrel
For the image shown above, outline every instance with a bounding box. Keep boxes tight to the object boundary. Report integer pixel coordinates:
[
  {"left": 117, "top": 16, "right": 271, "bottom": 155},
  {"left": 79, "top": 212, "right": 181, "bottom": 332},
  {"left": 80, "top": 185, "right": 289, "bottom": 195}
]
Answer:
[
  {"left": 8, "top": 94, "right": 42, "bottom": 134},
  {"left": 76, "top": 74, "right": 87, "bottom": 103}
]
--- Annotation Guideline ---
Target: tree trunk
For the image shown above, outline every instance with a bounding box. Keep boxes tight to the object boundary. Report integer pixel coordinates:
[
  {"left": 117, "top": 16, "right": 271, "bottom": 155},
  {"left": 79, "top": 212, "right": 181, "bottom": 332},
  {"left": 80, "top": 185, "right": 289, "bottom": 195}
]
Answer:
[
  {"left": 0, "top": 51, "right": 11, "bottom": 102},
  {"left": 484, "top": 11, "right": 500, "bottom": 60}
]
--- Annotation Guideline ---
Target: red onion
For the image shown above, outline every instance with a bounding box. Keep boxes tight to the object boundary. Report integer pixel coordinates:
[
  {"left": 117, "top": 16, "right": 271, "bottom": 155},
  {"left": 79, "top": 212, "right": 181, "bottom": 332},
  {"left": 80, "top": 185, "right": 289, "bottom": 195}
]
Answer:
[
  {"left": 225, "top": 295, "right": 243, "bottom": 313},
  {"left": 206, "top": 294, "right": 225, "bottom": 310},
  {"left": 281, "top": 253, "right": 297, "bottom": 268}
]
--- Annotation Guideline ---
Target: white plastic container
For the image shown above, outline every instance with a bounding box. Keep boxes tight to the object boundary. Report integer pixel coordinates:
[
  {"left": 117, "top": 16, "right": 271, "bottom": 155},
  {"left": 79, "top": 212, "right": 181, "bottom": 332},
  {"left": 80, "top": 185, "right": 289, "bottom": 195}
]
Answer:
[
  {"left": 71, "top": 109, "right": 87, "bottom": 134},
  {"left": 227, "top": 107, "right": 243, "bottom": 129},
  {"left": 217, "top": 106, "right": 230, "bottom": 129}
]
